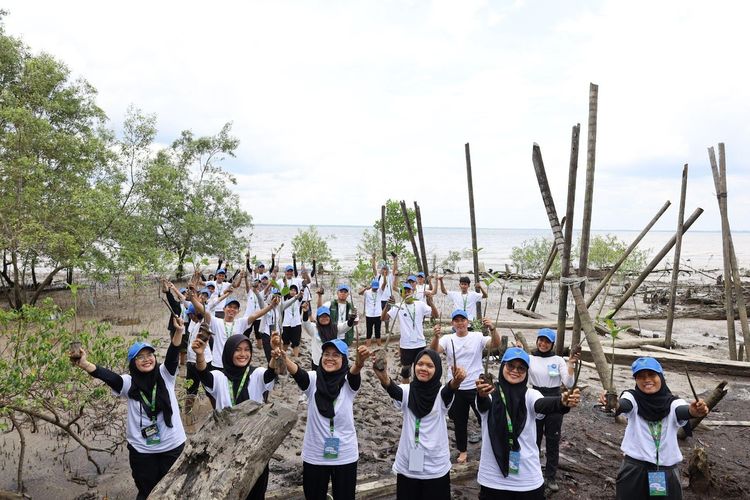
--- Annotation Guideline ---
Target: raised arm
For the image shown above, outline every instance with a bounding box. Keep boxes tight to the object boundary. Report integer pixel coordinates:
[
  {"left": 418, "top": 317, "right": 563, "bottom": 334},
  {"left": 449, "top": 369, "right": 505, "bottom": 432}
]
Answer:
[
  {"left": 482, "top": 318, "right": 502, "bottom": 349},
  {"left": 71, "top": 349, "right": 124, "bottom": 393},
  {"left": 439, "top": 276, "right": 448, "bottom": 295}
]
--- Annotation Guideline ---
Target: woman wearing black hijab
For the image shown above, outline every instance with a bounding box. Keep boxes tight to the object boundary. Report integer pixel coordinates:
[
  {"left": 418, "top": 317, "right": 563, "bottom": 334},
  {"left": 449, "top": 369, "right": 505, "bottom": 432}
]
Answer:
[
  {"left": 71, "top": 317, "right": 186, "bottom": 500},
  {"left": 598, "top": 357, "right": 708, "bottom": 500},
  {"left": 192, "top": 334, "right": 280, "bottom": 500},
  {"left": 475, "top": 348, "right": 580, "bottom": 499},
  {"left": 373, "top": 349, "right": 466, "bottom": 499},
  {"left": 281, "top": 338, "right": 371, "bottom": 500}
]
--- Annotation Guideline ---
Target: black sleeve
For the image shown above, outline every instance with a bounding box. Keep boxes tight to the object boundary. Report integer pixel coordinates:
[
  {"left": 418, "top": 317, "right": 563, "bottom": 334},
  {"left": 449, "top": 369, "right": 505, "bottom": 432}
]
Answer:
[
  {"left": 166, "top": 290, "right": 181, "bottom": 314},
  {"left": 246, "top": 257, "right": 252, "bottom": 273},
  {"left": 291, "top": 366, "right": 310, "bottom": 391},
  {"left": 347, "top": 372, "right": 362, "bottom": 391},
  {"left": 270, "top": 255, "right": 276, "bottom": 272},
  {"left": 441, "top": 384, "right": 456, "bottom": 406},
  {"left": 200, "top": 273, "right": 207, "bottom": 281},
  {"left": 675, "top": 404, "right": 692, "bottom": 421},
  {"left": 477, "top": 394, "right": 491, "bottom": 413},
  {"left": 231, "top": 269, "right": 240, "bottom": 282},
  {"left": 164, "top": 342, "right": 180, "bottom": 376},
  {"left": 263, "top": 367, "right": 276, "bottom": 384},
  {"left": 90, "top": 366, "right": 124, "bottom": 393},
  {"left": 311, "top": 259, "right": 316, "bottom": 278},
  {"left": 216, "top": 259, "right": 223, "bottom": 272},
  {"left": 197, "top": 365, "right": 214, "bottom": 389},
  {"left": 383, "top": 379, "right": 403, "bottom": 401},
  {"left": 534, "top": 395, "right": 571, "bottom": 415},
  {"left": 293, "top": 255, "right": 298, "bottom": 277},
  {"left": 615, "top": 398, "right": 634, "bottom": 416}
]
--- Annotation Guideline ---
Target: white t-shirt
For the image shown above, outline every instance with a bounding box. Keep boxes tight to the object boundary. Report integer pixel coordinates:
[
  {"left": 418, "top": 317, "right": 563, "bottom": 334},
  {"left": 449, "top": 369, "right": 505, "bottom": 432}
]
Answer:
[
  {"left": 246, "top": 291, "right": 261, "bottom": 317},
  {"left": 414, "top": 283, "right": 430, "bottom": 301},
  {"left": 363, "top": 289, "right": 381, "bottom": 318},
  {"left": 447, "top": 291, "right": 483, "bottom": 320},
  {"left": 439, "top": 332, "right": 490, "bottom": 390},
  {"left": 301, "top": 371, "right": 359, "bottom": 466},
  {"left": 303, "top": 321, "right": 323, "bottom": 365},
  {"left": 281, "top": 276, "right": 303, "bottom": 295},
  {"left": 529, "top": 355, "right": 574, "bottom": 389},
  {"left": 212, "top": 281, "right": 232, "bottom": 310},
  {"left": 392, "top": 384, "right": 453, "bottom": 479},
  {"left": 386, "top": 301, "right": 431, "bottom": 349},
  {"left": 205, "top": 368, "right": 274, "bottom": 410},
  {"left": 377, "top": 273, "right": 395, "bottom": 302},
  {"left": 208, "top": 316, "right": 250, "bottom": 368},
  {"left": 619, "top": 393, "right": 689, "bottom": 466},
  {"left": 282, "top": 298, "right": 302, "bottom": 327},
  {"left": 114, "top": 365, "right": 186, "bottom": 454},
  {"left": 477, "top": 389, "right": 545, "bottom": 492},
  {"left": 186, "top": 320, "right": 213, "bottom": 364}
]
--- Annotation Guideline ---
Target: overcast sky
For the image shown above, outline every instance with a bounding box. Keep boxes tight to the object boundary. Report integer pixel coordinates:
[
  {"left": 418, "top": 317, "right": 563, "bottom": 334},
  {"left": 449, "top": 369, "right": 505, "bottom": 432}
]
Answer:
[{"left": 5, "top": 1, "right": 749, "bottom": 230}]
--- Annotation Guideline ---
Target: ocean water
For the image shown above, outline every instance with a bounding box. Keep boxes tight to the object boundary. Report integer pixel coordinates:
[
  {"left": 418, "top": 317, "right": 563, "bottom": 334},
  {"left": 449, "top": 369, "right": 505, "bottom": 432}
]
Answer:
[{"left": 248, "top": 225, "right": 750, "bottom": 273}]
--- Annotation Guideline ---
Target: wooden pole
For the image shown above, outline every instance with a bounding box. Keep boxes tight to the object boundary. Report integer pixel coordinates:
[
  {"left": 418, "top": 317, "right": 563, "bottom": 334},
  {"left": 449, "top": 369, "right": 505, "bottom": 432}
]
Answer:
[
  {"left": 527, "top": 216, "right": 565, "bottom": 312},
  {"left": 557, "top": 124, "right": 580, "bottom": 355},
  {"left": 465, "top": 143, "right": 483, "bottom": 319},
  {"left": 677, "top": 381, "right": 728, "bottom": 440},
  {"left": 532, "top": 143, "right": 612, "bottom": 392},
  {"left": 414, "top": 202, "right": 430, "bottom": 280},
  {"left": 585, "top": 200, "right": 672, "bottom": 307},
  {"left": 400, "top": 200, "right": 422, "bottom": 273},
  {"left": 380, "top": 204, "right": 387, "bottom": 261},
  {"left": 606, "top": 207, "right": 704, "bottom": 319},
  {"left": 665, "top": 165, "right": 688, "bottom": 348}
]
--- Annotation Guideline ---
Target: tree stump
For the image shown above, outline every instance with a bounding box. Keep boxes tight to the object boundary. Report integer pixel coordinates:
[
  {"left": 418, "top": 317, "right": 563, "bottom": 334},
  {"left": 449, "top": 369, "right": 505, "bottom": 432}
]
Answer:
[
  {"left": 150, "top": 401, "right": 298, "bottom": 499},
  {"left": 687, "top": 447, "right": 711, "bottom": 494}
]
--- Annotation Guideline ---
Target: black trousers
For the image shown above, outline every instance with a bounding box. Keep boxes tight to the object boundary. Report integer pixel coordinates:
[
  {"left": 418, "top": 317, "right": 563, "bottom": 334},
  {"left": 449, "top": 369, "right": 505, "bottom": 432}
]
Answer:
[
  {"left": 448, "top": 389, "right": 481, "bottom": 452},
  {"left": 535, "top": 412, "right": 563, "bottom": 480},
  {"left": 246, "top": 463, "right": 270, "bottom": 500},
  {"left": 396, "top": 472, "right": 451, "bottom": 500},
  {"left": 616, "top": 456, "right": 682, "bottom": 500},
  {"left": 366, "top": 316, "right": 382, "bottom": 339},
  {"left": 302, "top": 460, "right": 358, "bottom": 500},
  {"left": 478, "top": 484, "right": 545, "bottom": 500},
  {"left": 127, "top": 442, "right": 184, "bottom": 500}
]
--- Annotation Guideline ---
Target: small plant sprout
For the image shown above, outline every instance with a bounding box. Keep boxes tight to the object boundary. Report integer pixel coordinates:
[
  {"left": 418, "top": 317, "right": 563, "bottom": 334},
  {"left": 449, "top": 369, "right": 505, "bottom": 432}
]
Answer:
[{"left": 598, "top": 312, "right": 629, "bottom": 411}]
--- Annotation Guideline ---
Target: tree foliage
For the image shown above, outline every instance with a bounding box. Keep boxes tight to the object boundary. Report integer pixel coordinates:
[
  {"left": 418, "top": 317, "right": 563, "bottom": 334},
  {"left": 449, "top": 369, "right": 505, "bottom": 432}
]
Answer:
[
  {"left": 358, "top": 199, "right": 418, "bottom": 274},
  {"left": 291, "top": 225, "right": 336, "bottom": 271},
  {"left": 576, "top": 234, "right": 649, "bottom": 274},
  {"left": 510, "top": 238, "right": 558, "bottom": 275}
]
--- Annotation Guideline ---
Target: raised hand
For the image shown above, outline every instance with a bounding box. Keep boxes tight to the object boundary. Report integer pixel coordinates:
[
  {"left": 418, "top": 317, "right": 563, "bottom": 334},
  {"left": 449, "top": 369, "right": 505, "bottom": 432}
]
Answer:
[
  {"left": 689, "top": 399, "right": 709, "bottom": 417},
  {"left": 450, "top": 366, "right": 467, "bottom": 388},
  {"left": 476, "top": 378, "right": 495, "bottom": 398},
  {"left": 191, "top": 338, "right": 206, "bottom": 355},
  {"left": 561, "top": 388, "right": 581, "bottom": 408}
]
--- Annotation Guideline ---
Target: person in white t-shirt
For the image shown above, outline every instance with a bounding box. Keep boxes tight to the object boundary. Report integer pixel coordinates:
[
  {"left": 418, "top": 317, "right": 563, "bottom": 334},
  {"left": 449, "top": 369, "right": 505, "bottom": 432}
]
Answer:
[
  {"left": 280, "top": 339, "right": 371, "bottom": 500},
  {"left": 373, "top": 349, "right": 466, "bottom": 500},
  {"left": 430, "top": 309, "right": 501, "bottom": 464},
  {"left": 359, "top": 279, "right": 383, "bottom": 347},
  {"left": 71, "top": 318, "right": 187, "bottom": 500},
  {"left": 475, "top": 348, "right": 580, "bottom": 499},
  {"left": 281, "top": 284, "right": 304, "bottom": 357},
  {"left": 413, "top": 272, "right": 433, "bottom": 301},
  {"left": 439, "top": 276, "right": 487, "bottom": 322},
  {"left": 599, "top": 357, "right": 708, "bottom": 500},
  {"left": 374, "top": 254, "right": 398, "bottom": 310},
  {"left": 211, "top": 269, "right": 235, "bottom": 318},
  {"left": 381, "top": 282, "right": 438, "bottom": 383}
]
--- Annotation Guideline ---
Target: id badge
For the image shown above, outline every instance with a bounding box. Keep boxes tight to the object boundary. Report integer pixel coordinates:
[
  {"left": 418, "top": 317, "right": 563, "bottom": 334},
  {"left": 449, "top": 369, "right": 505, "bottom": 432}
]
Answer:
[
  {"left": 408, "top": 448, "right": 425, "bottom": 472},
  {"left": 547, "top": 364, "right": 560, "bottom": 377},
  {"left": 323, "top": 437, "right": 340, "bottom": 459},
  {"left": 509, "top": 450, "right": 521, "bottom": 475},
  {"left": 142, "top": 424, "right": 161, "bottom": 446},
  {"left": 648, "top": 471, "right": 668, "bottom": 497}
]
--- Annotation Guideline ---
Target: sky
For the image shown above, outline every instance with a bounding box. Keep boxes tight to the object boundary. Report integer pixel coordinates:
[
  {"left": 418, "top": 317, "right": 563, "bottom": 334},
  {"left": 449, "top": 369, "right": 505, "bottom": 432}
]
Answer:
[{"left": 4, "top": 0, "right": 750, "bottom": 231}]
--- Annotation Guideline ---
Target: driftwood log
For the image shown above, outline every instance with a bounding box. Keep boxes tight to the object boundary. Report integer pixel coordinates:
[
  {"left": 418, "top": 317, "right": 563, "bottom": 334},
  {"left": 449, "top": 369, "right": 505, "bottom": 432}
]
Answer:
[
  {"left": 150, "top": 401, "right": 298, "bottom": 499},
  {"left": 678, "top": 381, "right": 728, "bottom": 439}
]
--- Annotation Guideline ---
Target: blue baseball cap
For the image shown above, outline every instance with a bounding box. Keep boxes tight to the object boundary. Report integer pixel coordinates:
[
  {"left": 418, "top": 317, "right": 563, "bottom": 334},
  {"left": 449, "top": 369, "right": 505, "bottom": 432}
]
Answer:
[
  {"left": 186, "top": 304, "right": 196, "bottom": 315},
  {"left": 631, "top": 357, "right": 663, "bottom": 376},
  {"left": 127, "top": 342, "right": 155, "bottom": 364},
  {"left": 284, "top": 265, "right": 294, "bottom": 272},
  {"left": 260, "top": 273, "right": 269, "bottom": 280},
  {"left": 257, "top": 262, "right": 265, "bottom": 268},
  {"left": 416, "top": 272, "right": 425, "bottom": 277},
  {"left": 407, "top": 275, "right": 417, "bottom": 282},
  {"left": 179, "top": 287, "right": 187, "bottom": 294},
  {"left": 271, "top": 288, "right": 281, "bottom": 295},
  {"left": 206, "top": 282, "right": 216, "bottom": 288},
  {"left": 501, "top": 347, "right": 530, "bottom": 366},
  {"left": 451, "top": 309, "right": 468, "bottom": 320},
  {"left": 225, "top": 299, "right": 241, "bottom": 309},
  {"left": 402, "top": 283, "right": 413, "bottom": 290},
  {"left": 199, "top": 288, "right": 210, "bottom": 296},
  {"left": 337, "top": 284, "right": 350, "bottom": 292},
  {"left": 537, "top": 328, "right": 556, "bottom": 343},
  {"left": 317, "top": 306, "right": 331, "bottom": 317},
  {"left": 370, "top": 279, "right": 380, "bottom": 288},
  {"left": 322, "top": 339, "right": 349, "bottom": 358},
  {"left": 216, "top": 269, "right": 227, "bottom": 276}
]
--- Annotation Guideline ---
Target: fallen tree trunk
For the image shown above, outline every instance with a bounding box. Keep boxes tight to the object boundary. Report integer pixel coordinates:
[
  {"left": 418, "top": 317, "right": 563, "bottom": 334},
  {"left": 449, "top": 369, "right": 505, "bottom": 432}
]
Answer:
[
  {"left": 513, "top": 308, "right": 545, "bottom": 320},
  {"left": 678, "top": 381, "right": 728, "bottom": 440},
  {"left": 151, "top": 401, "right": 297, "bottom": 499}
]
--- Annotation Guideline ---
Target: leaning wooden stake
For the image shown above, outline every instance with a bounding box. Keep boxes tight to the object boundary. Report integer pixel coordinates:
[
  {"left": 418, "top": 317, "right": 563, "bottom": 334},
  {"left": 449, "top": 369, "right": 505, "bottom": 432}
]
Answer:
[
  {"left": 465, "top": 143, "right": 483, "bottom": 319},
  {"left": 606, "top": 207, "right": 704, "bottom": 319},
  {"left": 414, "top": 202, "right": 430, "bottom": 281},
  {"left": 380, "top": 204, "right": 387, "bottom": 261},
  {"left": 585, "top": 200, "right": 671, "bottom": 308},
  {"left": 152, "top": 402, "right": 298, "bottom": 499},
  {"left": 678, "top": 381, "right": 728, "bottom": 440},
  {"left": 557, "top": 124, "right": 580, "bottom": 355},
  {"left": 532, "top": 143, "right": 612, "bottom": 392},
  {"left": 400, "top": 200, "right": 422, "bottom": 273},
  {"left": 528, "top": 217, "right": 565, "bottom": 312},
  {"left": 665, "top": 165, "right": 688, "bottom": 348}
]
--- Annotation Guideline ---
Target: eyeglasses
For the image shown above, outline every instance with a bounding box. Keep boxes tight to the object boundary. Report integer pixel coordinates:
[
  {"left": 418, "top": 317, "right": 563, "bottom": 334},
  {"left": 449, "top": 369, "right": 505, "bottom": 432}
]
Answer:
[
  {"left": 505, "top": 363, "right": 527, "bottom": 373},
  {"left": 322, "top": 352, "right": 342, "bottom": 360},
  {"left": 135, "top": 352, "right": 155, "bottom": 362}
]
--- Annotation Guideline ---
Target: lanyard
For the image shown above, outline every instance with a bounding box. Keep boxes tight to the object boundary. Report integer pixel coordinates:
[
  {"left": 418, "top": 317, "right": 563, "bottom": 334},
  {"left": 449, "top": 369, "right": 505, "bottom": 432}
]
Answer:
[
  {"left": 328, "top": 398, "right": 338, "bottom": 436},
  {"left": 647, "top": 420, "right": 663, "bottom": 468},
  {"left": 462, "top": 293, "right": 469, "bottom": 311},
  {"left": 498, "top": 389, "right": 515, "bottom": 447},
  {"left": 404, "top": 304, "right": 416, "bottom": 327},
  {"left": 139, "top": 384, "right": 157, "bottom": 422},
  {"left": 229, "top": 366, "right": 251, "bottom": 406},
  {"left": 224, "top": 320, "right": 235, "bottom": 336},
  {"left": 414, "top": 418, "right": 422, "bottom": 445}
]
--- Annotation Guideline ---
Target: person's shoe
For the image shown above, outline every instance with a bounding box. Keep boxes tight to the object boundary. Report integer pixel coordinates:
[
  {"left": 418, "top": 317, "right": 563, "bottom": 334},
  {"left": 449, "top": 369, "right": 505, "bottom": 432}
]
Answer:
[
  {"left": 545, "top": 479, "right": 559, "bottom": 492},
  {"left": 468, "top": 432, "right": 482, "bottom": 444}
]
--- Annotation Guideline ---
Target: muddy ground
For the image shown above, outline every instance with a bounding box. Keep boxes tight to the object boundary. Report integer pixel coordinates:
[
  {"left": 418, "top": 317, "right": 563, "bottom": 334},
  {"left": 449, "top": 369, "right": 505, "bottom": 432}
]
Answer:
[{"left": 1, "top": 274, "right": 749, "bottom": 499}]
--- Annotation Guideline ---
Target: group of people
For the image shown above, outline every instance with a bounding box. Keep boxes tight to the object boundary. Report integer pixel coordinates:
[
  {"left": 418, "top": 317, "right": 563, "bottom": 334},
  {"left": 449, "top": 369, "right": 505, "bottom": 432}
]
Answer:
[{"left": 70, "top": 255, "right": 709, "bottom": 500}]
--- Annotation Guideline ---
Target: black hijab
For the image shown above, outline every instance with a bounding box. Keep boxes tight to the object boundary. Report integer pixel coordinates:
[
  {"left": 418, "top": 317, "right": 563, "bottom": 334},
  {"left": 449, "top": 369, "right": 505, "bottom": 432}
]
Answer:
[
  {"left": 487, "top": 360, "right": 529, "bottom": 477},
  {"left": 127, "top": 349, "right": 174, "bottom": 427},
  {"left": 407, "top": 349, "right": 443, "bottom": 419},
  {"left": 314, "top": 345, "right": 349, "bottom": 418},
  {"left": 317, "top": 320, "right": 339, "bottom": 343},
  {"left": 222, "top": 335, "right": 256, "bottom": 406},
  {"left": 624, "top": 372, "right": 678, "bottom": 422}
]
